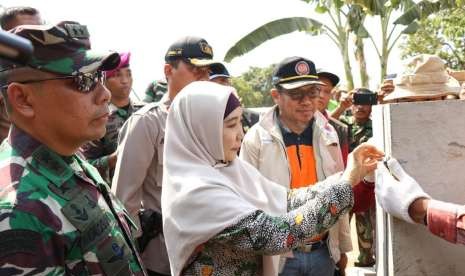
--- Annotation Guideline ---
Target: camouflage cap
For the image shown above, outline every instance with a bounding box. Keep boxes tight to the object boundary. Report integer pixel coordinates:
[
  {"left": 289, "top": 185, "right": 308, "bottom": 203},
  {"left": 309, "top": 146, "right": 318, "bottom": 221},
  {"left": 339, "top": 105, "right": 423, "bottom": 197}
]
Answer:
[{"left": 1, "top": 21, "right": 120, "bottom": 75}]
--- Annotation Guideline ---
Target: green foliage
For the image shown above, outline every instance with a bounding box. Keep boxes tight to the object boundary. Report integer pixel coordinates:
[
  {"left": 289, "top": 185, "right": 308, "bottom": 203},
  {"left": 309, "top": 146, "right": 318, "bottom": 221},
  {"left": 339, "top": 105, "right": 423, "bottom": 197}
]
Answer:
[
  {"left": 394, "top": 0, "right": 458, "bottom": 25},
  {"left": 346, "top": 0, "right": 388, "bottom": 15},
  {"left": 231, "top": 65, "right": 275, "bottom": 107},
  {"left": 224, "top": 17, "right": 323, "bottom": 62},
  {"left": 347, "top": 5, "right": 369, "bottom": 38},
  {"left": 399, "top": 7, "right": 465, "bottom": 70}
]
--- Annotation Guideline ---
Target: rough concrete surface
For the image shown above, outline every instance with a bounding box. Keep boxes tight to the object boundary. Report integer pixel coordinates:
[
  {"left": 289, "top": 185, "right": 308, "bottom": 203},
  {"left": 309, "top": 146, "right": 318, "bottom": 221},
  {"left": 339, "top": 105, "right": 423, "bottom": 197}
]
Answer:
[{"left": 373, "top": 100, "right": 465, "bottom": 276}]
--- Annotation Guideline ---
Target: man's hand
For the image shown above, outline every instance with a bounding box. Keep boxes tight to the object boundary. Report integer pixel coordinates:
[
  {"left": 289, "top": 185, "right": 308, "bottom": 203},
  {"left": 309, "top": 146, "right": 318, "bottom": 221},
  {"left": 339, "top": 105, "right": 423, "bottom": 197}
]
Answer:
[
  {"left": 340, "top": 90, "right": 354, "bottom": 109},
  {"left": 378, "top": 80, "right": 395, "bottom": 103},
  {"left": 330, "top": 91, "right": 354, "bottom": 119}
]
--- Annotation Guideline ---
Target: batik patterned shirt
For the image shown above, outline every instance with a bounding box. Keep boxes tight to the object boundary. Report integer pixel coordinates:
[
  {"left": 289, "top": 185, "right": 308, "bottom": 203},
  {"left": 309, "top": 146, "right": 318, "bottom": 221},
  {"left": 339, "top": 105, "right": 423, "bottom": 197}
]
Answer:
[{"left": 182, "top": 179, "right": 354, "bottom": 276}]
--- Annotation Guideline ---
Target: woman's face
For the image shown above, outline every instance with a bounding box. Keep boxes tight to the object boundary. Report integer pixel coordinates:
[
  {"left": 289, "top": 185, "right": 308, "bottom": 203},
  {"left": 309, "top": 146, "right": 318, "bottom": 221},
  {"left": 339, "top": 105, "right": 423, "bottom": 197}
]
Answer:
[{"left": 222, "top": 106, "right": 244, "bottom": 162}]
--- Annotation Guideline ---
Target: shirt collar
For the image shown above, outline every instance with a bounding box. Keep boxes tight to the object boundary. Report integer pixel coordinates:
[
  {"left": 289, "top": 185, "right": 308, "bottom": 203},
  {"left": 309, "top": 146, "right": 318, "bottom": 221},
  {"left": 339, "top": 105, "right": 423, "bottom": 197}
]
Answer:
[
  {"left": 9, "top": 125, "right": 82, "bottom": 187},
  {"left": 277, "top": 112, "right": 314, "bottom": 136}
]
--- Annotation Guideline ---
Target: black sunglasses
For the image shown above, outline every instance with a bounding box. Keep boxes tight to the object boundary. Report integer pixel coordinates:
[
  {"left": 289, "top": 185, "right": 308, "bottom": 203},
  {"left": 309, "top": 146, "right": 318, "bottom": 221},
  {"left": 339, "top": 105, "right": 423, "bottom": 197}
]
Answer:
[{"left": 2, "top": 71, "right": 106, "bottom": 93}]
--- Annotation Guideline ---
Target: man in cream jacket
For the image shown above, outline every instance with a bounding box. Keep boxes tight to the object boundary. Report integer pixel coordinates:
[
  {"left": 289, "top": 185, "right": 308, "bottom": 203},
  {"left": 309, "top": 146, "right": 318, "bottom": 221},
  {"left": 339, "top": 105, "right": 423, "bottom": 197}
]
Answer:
[{"left": 240, "top": 57, "right": 352, "bottom": 276}]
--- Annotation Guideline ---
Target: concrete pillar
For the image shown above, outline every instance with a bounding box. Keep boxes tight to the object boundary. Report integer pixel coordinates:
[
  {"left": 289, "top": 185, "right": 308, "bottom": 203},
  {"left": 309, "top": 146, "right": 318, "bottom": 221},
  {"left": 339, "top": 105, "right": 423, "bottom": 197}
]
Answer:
[{"left": 373, "top": 100, "right": 465, "bottom": 276}]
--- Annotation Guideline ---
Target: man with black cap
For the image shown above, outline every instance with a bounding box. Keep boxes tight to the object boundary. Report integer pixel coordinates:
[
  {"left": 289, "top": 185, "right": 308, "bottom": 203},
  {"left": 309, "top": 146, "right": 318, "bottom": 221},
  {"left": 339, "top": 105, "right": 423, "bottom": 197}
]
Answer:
[
  {"left": 209, "top": 62, "right": 232, "bottom": 86},
  {"left": 317, "top": 70, "right": 349, "bottom": 166},
  {"left": 0, "top": 22, "right": 145, "bottom": 275},
  {"left": 240, "top": 56, "right": 352, "bottom": 276},
  {"left": 209, "top": 62, "right": 260, "bottom": 134},
  {"left": 112, "top": 36, "right": 220, "bottom": 276}
]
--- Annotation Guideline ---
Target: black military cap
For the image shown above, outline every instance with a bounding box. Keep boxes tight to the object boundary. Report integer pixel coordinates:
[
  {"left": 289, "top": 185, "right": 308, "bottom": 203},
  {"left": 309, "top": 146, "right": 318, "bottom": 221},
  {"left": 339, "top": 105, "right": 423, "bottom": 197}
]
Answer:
[
  {"left": 317, "top": 69, "right": 340, "bottom": 87},
  {"left": 209, "top": 63, "right": 230, "bottom": 80},
  {"left": 272, "top": 56, "right": 324, "bottom": 90},
  {"left": 164, "top": 36, "right": 219, "bottom": 67}
]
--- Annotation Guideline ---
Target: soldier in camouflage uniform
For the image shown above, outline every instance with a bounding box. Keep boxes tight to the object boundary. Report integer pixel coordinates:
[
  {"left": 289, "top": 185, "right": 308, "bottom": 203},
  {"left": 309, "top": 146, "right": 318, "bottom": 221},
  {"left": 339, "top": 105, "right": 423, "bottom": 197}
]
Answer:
[
  {"left": 0, "top": 22, "right": 145, "bottom": 275},
  {"left": 80, "top": 52, "right": 144, "bottom": 184},
  {"left": 339, "top": 89, "right": 375, "bottom": 267},
  {"left": 339, "top": 100, "right": 373, "bottom": 152},
  {"left": 143, "top": 79, "right": 167, "bottom": 103}
]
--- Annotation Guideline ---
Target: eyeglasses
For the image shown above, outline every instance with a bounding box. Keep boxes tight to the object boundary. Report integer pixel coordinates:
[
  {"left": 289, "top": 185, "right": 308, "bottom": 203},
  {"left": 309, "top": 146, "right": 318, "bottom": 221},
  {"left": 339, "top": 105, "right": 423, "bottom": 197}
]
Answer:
[
  {"left": 2, "top": 71, "right": 106, "bottom": 93},
  {"left": 279, "top": 85, "right": 321, "bottom": 101}
]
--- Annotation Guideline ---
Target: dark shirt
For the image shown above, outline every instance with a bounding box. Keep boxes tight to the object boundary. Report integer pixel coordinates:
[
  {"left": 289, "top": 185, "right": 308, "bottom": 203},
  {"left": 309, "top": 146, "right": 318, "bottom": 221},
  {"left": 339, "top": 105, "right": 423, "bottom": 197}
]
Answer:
[{"left": 279, "top": 119, "right": 318, "bottom": 189}]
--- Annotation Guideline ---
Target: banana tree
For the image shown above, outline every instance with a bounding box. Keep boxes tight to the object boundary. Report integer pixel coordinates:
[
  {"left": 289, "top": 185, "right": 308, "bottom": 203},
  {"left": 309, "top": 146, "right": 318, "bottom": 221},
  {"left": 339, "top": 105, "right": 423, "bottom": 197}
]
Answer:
[
  {"left": 348, "top": 5, "right": 369, "bottom": 87},
  {"left": 347, "top": 0, "right": 460, "bottom": 81},
  {"left": 224, "top": 1, "right": 371, "bottom": 90}
]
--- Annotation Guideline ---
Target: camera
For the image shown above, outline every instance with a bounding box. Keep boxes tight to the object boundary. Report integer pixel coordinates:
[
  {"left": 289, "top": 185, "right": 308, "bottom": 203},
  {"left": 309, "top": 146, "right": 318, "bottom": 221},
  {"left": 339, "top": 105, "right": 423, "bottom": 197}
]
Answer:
[{"left": 353, "top": 88, "right": 378, "bottom": 105}]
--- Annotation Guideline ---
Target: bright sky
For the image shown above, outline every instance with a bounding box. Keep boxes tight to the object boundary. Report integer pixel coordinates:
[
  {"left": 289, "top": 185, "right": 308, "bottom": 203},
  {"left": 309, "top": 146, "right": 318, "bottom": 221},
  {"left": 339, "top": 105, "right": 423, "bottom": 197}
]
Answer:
[{"left": 3, "top": 0, "right": 404, "bottom": 98}]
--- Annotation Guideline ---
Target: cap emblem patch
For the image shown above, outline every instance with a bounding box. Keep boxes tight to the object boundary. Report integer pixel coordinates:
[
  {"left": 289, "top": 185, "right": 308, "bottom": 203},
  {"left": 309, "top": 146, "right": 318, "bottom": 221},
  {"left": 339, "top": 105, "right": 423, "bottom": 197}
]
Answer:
[
  {"left": 199, "top": 42, "right": 213, "bottom": 56},
  {"left": 295, "top": 61, "right": 310, "bottom": 75}
]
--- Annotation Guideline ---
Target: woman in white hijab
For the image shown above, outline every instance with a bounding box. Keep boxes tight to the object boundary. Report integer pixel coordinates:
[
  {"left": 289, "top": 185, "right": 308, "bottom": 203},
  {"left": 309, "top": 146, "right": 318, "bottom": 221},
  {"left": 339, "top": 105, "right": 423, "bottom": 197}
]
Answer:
[{"left": 162, "top": 81, "right": 383, "bottom": 276}]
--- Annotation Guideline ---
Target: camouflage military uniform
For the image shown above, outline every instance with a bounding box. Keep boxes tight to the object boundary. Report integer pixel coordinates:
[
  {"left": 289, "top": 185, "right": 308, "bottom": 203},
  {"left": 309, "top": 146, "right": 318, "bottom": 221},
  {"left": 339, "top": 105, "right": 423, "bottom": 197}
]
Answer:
[
  {"left": 0, "top": 21, "right": 147, "bottom": 275},
  {"left": 81, "top": 101, "right": 144, "bottom": 184},
  {"left": 143, "top": 80, "right": 167, "bottom": 103},
  {"left": 340, "top": 115, "right": 375, "bottom": 266},
  {"left": 340, "top": 115, "right": 372, "bottom": 152},
  {"left": 0, "top": 126, "right": 144, "bottom": 275}
]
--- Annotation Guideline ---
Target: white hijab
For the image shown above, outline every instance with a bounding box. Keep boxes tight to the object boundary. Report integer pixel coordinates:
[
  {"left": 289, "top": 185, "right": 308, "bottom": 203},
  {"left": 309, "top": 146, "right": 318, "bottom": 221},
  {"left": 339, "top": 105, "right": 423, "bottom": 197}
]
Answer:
[{"left": 162, "top": 81, "right": 287, "bottom": 276}]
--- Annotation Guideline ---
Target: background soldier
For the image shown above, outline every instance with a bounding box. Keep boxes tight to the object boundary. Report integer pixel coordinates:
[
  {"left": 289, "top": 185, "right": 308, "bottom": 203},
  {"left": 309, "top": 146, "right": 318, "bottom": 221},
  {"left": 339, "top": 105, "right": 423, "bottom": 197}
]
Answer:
[
  {"left": 339, "top": 88, "right": 375, "bottom": 267},
  {"left": 0, "top": 22, "right": 145, "bottom": 275},
  {"left": 339, "top": 89, "right": 373, "bottom": 152},
  {"left": 81, "top": 52, "right": 144, "bottom": 184},
  {"left": 143, "top": 79, "right": 167, "bottom": 103}
]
